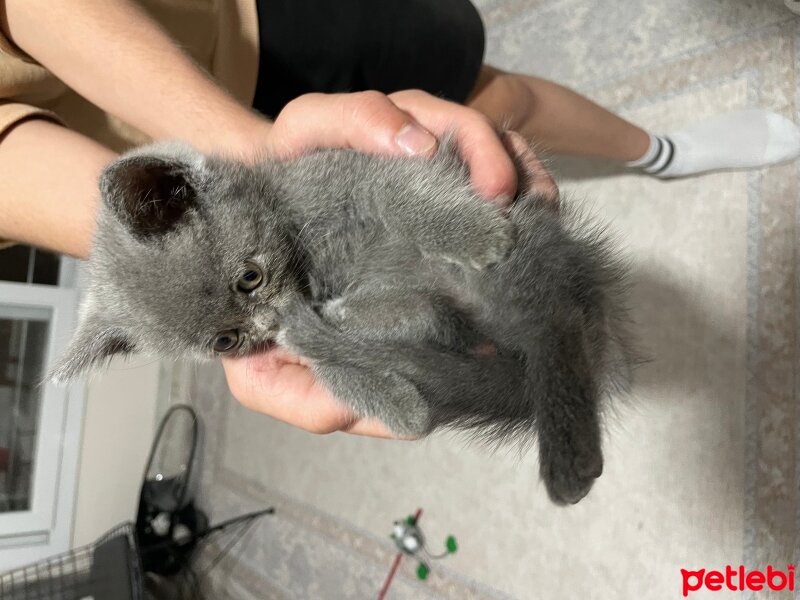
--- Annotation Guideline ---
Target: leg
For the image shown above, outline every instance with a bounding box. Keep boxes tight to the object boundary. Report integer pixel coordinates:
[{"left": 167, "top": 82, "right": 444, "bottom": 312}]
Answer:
[
  {"left": 529, "top": 328, "right": 604, "bottom": 505},
  {"left": 277, "top": 301, "right": 432, "bottom": 436},
  {"left": 320, "top": 285, "right": 476, "bottom": 350},
  {"left": 364, "top": 148, "right": 516, "bottom": 269},
  {"left": 279, "top": 299, "right": 531, "bottom": 438},
  {"left": 468, "top": 65, "right": 800, "bottom": 177},
  {"left": 467, "top": 65, "right": 650, "bottom": 161}
]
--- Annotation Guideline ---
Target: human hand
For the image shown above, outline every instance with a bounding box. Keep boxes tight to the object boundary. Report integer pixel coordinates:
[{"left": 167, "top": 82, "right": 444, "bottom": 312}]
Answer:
[
  {"left": 223, "top": 93, "right": 554, "bottom": 438},
  {"left": 223, "top": 346, "right": 397, "bottom": 437},
  {"left": 260, "top": 89, "right": 518, "bottom": 203}
]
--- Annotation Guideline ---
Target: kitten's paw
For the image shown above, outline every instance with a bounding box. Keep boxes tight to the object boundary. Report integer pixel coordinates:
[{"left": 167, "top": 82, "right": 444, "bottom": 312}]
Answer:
[
  {"left": 274, "top": 302, "right": 332, "bottom": 358},
  {"left": 470, "top": 217, "right": 516, "bottom": 269},
  {"left": 540, "top": 436, "right": 603, "bottom": 506},
  {"left": 314, "top": 364, "right": 431, "bottom": 438},
  {"left": 442, "top": 216, "right": 516, "bottom": 270},
  {"left": 274, "top": 328, "right": 290, "bottom": 348},
  {"left": 320, "top": 297, "right": 347, "bottom": 322},
  {"left": 375, "top": 373, "right": 430, "bottom": 438}
]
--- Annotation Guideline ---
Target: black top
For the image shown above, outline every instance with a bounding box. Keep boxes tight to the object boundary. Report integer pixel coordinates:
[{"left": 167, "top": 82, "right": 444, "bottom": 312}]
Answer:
[{"left": 252, "top": 0, "right": 486, "bottom": 118}]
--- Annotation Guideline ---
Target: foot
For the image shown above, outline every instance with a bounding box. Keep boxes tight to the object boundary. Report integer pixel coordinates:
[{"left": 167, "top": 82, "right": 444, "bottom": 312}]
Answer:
[
  {"left": 539, "top": 421, "right": 604, "bottom": 506},
  {"left": 628, "top": 109, "right": 800, "bottom": 178},
  {"left": 541, "top": 444, "right": 603, "bottom": 506},
  {"left": 423, "top": 201, "right": 516, "bottom": 270}
]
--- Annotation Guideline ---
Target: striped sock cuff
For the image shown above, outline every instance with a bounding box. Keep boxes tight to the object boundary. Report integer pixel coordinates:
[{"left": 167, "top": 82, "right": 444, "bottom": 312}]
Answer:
[{"left": 627, "top": 134, "right": 676, "bottom": 174}]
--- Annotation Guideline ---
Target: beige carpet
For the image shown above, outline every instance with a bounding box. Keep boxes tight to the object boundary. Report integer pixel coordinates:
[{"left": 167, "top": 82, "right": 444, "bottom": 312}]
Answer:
[{"left": 177, "top": 2, "right": 800, "bottom": 598}]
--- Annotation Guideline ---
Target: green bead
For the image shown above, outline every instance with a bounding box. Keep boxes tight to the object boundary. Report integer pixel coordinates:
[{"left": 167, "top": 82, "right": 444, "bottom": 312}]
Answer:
[
  {"left": 446, "top": 536, "right": 458, "bottom": 553},
  {"left": 406, "top": 515, "right": 416, "bottom": 525},
  {"left": 417, "top": 563, "right": 430, "bottom": 580}
]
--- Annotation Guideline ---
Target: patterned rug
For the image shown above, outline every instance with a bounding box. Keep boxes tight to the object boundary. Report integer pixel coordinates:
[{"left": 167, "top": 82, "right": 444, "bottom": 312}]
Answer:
[{"left": 179, "top": 2, "right": 800, "bottom": 598}]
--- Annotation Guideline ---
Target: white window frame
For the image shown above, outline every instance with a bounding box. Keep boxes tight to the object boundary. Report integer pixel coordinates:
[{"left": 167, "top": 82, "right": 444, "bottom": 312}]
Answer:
[{"left": 0, "top": 258, "right": 85, "bottom": 570}]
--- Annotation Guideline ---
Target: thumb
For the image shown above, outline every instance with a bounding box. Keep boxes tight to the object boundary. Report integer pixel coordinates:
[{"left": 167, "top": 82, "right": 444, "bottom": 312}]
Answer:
[{"left": 266, "top": 91, "right": 439, "bottom": 158}]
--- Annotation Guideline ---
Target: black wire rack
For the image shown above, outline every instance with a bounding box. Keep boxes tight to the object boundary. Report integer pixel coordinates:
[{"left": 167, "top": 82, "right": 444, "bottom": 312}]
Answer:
[{"left": 0, "top": 522, "right": 144, "bottom": 600}]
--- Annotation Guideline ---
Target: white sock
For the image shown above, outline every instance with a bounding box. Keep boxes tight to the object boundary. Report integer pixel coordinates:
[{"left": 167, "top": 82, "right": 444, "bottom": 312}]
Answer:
[{"left": 627, "top": 109, "right": 800, "bottom": 178}]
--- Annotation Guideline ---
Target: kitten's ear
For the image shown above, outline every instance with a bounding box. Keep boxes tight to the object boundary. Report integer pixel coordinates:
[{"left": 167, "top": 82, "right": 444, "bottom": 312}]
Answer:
[
  {"left": 48, "top": 316, "right": 135, "bottom": 383},
  {"left": 100, "top": 150, "right": 201, "bottom": 239}
]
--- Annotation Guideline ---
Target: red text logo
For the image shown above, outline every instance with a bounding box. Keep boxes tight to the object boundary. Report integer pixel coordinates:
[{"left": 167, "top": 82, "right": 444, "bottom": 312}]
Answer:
[{"left": 681, "top": 565, "right": 795, "bottom": 596}]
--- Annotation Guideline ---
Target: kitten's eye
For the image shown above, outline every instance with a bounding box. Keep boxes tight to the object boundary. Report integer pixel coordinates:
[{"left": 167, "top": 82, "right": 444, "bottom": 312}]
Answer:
[
  {"left": 236, "top": 262, "right": 264, "bottom": 292},
  {"left": 213, "top": 330, "right": 240, "bottom": 353}
]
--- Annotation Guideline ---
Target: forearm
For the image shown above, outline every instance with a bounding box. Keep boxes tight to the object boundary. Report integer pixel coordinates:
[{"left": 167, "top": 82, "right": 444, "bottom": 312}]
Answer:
[
  {"left": 0, "top": 119, "right": 112, "bottom": 258},
  {"left": 0, "top": 0, "right": 270, "bottom": 154}
]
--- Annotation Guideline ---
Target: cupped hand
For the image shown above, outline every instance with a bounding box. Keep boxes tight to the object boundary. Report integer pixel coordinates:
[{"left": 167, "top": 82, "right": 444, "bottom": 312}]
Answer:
[
  {"left": 262, "top": 89, "right": 518, "bottom": 203},
  {"left": 223, "top": 91, "right": 549, "bottom": 438},
  {"left": 223, "top": 345, "right": 396, "bottom": 437}
]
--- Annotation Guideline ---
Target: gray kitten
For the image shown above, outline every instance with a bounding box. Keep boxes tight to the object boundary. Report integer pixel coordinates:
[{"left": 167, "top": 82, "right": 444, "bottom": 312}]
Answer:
[{"left": 53, "top": 140, "right": 636, "bottom": 505}]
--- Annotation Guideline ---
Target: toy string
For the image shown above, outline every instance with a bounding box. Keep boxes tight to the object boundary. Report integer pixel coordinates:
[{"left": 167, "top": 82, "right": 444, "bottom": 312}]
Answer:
[{"left": 377, "top": 552, "right": 404, "bottom": 600}]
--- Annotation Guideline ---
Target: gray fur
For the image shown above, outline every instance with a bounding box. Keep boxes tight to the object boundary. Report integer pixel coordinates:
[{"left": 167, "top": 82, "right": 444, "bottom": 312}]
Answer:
[{"left": 52, "top": 140, "right": 637, "bottom": 505}]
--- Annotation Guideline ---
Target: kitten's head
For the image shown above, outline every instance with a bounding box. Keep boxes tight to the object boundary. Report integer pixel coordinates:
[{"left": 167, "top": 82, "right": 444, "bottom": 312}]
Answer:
[{"left": 51, "top": 143, "right": 305, "bottom": 381}]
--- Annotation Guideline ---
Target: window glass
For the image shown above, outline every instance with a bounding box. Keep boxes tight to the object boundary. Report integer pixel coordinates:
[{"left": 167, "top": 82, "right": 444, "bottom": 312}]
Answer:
[
  {"left": 0, "top": 314, "right": 49, "bottom": 512},
  {"left": 0, "top": 246, "right": 60, "bottom": 286}
]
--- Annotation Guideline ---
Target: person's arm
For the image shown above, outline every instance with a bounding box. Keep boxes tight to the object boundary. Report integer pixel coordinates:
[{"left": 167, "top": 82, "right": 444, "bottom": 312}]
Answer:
[
  {"left": 0, "top": 119, "right": 111, "bottom": 257},
  {"left": 0, "top": 0, "right": 269, "bottom": 154},
  {"left": 0, "top": 0, "right": 518, "bottom": 195}
]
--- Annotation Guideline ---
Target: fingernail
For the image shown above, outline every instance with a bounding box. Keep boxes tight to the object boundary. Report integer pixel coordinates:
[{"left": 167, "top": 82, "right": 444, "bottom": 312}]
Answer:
[{"left": 395, "top": 124, "right": 437, "bottom": 155}]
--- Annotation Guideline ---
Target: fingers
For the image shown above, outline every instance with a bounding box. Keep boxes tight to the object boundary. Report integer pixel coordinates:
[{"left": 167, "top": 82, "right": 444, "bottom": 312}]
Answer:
[
  {"left": 341, "top": 417, "right": 397, "bottom": 438},
  {"left": 222, "top": 349, "right": 396, "bottom": 438},
  {"left": 223, "top": 349, "right": 350, "bottom": 434},
  {"left": 389, "top": 89, "right": 518, "bottom": 204},
  {"left": 503, "top": 130, "right": 560, "bottom": 209},
  {"left": 266, "top": 91, "right": 438, "bottom": 159},
  {"left": 266, "top": 89, "right": 518, "bottom": 205}
]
